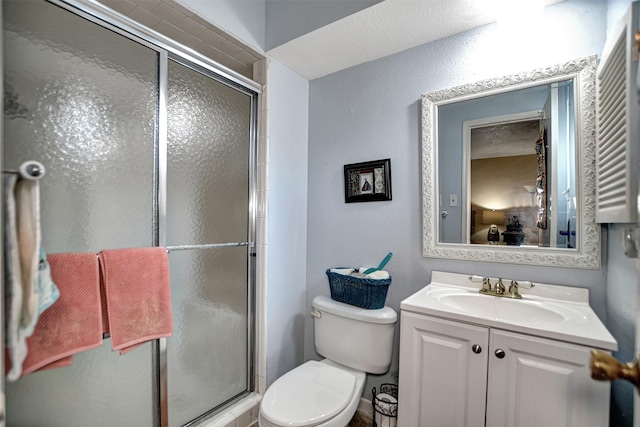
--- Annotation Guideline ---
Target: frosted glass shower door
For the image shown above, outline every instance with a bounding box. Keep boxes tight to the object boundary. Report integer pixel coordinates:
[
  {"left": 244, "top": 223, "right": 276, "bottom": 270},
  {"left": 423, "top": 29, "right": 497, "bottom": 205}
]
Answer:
[
  {"left": 3, "top": 0, "right": 158, "bottom": 425},
  {"left": 4, "top": 1, "right": 257, "bottom": 425},
  {"left": 166, "top": 59, "right": 253, "bottom": 427}
]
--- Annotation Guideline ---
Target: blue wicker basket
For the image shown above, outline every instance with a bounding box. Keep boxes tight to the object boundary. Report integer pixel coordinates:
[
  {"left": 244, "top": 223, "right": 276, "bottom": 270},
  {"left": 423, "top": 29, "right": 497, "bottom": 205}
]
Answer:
[{"left": 325, "top": 268, "right": 391, "bottom": 309}]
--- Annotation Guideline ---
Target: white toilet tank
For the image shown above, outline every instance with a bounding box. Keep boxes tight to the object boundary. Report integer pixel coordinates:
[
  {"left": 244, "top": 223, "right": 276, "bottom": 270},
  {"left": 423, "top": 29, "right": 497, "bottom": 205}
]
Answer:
[{"left": 312, "top": 295, "right": 397, "bottom": 374}]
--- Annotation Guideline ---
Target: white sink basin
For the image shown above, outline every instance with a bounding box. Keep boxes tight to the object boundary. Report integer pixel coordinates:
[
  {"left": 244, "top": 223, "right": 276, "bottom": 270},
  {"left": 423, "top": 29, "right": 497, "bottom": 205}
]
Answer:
[
  {"left": 401, "top": 271, "right": 617, "bottom": 351},
  {"left": 437, "top": 292, "right": 565, "bottom": 323}
]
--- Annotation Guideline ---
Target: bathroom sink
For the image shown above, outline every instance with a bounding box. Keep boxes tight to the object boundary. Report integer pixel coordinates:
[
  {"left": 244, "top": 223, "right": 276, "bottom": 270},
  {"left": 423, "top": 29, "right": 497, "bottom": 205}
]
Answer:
[
  {"left": 437, "top": 293, "right": 565, "bottom": 323},
  {"left": 417, "top": 282, "right": 585, "bottom": 327},
  {"left": 400, "top": 271, "right": 617, "bottom": 351}
]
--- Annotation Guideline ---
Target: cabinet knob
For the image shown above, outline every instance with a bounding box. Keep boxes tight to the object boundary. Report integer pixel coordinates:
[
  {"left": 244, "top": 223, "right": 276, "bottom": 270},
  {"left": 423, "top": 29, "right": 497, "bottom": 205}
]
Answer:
[
  {"left": 472, "top": 344, "right": 482, "bottom": 354},
  {"left": 495, "top": 349, "right": 506, "bottom": 359}
]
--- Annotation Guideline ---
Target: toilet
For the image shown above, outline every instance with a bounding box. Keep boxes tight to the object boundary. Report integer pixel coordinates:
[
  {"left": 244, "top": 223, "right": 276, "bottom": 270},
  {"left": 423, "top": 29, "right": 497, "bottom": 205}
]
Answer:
[{"left": 259, "top": 295, "right": 397, "bottom": 427}]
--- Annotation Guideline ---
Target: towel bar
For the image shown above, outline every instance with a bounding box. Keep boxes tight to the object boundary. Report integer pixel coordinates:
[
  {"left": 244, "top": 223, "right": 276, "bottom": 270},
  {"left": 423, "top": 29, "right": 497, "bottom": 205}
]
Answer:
[
  {"left": 92, "top": 242, "right": 250, "bottom": 259},
  {"left": 165, "top": 242, "right": 249, "bottom": 252}
]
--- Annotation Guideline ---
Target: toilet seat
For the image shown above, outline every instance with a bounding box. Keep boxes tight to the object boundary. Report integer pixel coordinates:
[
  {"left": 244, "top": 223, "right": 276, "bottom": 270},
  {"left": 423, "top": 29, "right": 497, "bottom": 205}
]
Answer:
[{"left": 260, "top": 360, "right": 357, "bottom": 427}]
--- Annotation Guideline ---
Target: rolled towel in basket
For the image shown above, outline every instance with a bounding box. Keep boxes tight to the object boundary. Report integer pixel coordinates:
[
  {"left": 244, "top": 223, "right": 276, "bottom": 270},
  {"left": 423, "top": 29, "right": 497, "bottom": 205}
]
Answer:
[
  {"left": 367, "top": 270, "right": 390, "bottom": 280},
  {"left": 329, "top": 268, "right": 354, "bottom": 276},
  {"left": 357, "top": 268, "right": 390, "bottom": 280}
]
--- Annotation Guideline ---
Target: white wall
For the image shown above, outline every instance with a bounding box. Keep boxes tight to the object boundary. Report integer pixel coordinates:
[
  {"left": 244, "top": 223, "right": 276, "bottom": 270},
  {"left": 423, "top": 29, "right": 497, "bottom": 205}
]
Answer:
[
  {"left": 266, "top": 58, "right": 309, "bottom": 386},
  {"left": 608, "top": 0, "right": 634, "bottom": 30},
  {"left": 307, "top": 0, "right": 609, "bottom": 401}
]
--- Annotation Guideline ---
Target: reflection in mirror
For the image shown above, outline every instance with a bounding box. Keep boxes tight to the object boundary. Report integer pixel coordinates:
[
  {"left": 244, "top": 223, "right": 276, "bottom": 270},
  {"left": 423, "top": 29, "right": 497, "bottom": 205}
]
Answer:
[
  {"left": 441, "top": 79, "right": 575, "bottom": 249},
  {"left": 422, "top": 56, "right": 600, "bottom": 268},
  {"left": 469, "top": 118, "right": 544, "bottom": 247}
]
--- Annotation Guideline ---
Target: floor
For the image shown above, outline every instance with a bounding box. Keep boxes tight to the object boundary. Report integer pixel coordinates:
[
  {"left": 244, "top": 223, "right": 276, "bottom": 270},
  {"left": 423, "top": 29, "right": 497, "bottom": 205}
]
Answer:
[
  {"left": 249, "top": 409, "right": 372, "bottom": 426},
  {"left": 348, "top": 411, "right": 373, "bottom": 427}
]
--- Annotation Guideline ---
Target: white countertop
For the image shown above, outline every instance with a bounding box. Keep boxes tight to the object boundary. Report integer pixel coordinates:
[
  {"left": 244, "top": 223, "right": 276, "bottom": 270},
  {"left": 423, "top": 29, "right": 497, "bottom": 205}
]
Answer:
[{"left": 401, "top": 271, "right": 617, "bottom": 351}]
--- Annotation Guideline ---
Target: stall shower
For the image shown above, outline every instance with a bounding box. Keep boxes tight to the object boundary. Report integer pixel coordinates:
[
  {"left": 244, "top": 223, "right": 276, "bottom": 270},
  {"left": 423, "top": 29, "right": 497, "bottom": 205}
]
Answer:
[{"left": 3, "top": 0, "right": 258, "bottom": 425}]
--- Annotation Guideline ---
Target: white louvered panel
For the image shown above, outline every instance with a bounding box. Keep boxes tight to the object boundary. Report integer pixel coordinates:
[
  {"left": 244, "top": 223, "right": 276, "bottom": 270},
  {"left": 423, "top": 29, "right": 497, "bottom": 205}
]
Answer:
[{"left": 595, "top": 10, "right": 639, "bottom": 224}]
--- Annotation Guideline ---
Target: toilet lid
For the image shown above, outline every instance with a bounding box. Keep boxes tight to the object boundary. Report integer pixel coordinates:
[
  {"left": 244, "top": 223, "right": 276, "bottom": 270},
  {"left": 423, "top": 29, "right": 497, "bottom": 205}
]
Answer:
[{"left": 261, "top": 361, "right": 356, "bottom": 427}]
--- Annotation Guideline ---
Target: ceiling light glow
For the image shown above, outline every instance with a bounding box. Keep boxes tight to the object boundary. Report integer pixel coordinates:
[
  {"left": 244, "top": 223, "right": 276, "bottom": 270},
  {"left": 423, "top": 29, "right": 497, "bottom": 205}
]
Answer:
[{"left": 496, "top": 0, "right": 544, "bottom": 30}]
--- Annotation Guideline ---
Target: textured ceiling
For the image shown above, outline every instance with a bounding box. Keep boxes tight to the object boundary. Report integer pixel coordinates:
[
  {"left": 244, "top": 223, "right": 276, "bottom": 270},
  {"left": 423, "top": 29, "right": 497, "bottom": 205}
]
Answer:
[
  {"left": 471, "top": 120, "right": 541, "bottom": 160},
  {"left": 268, "top": 0, "right": 564, "bottom": 80}
]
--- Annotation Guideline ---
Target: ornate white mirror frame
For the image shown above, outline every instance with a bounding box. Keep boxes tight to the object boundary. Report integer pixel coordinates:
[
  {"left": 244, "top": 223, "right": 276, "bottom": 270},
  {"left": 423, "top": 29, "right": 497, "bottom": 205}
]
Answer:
[{"left": 422, "top": 56, "right": 600, "bottom": 269}]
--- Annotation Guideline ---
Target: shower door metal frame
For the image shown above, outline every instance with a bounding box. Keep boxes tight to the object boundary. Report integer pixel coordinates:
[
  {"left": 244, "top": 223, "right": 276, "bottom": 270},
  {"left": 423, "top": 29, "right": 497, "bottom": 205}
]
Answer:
[
  {"left": 28, "top": 1, "right": 260, "bottom": 425},
  {"left": 0, "top": 2, "right": 5, "bottom": 425}
]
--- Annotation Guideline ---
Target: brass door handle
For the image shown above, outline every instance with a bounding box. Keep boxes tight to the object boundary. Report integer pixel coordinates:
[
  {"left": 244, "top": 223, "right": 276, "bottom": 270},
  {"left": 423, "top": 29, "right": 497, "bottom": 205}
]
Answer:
[{"left": 590, "top": 349, "right": 640, "bottom": 390}]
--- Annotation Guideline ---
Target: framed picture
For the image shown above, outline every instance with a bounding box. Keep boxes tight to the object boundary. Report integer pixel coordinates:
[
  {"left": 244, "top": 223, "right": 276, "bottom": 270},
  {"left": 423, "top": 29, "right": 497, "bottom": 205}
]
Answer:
[{"left": 343, "top": 158, "right": 392, "bottom": 203}]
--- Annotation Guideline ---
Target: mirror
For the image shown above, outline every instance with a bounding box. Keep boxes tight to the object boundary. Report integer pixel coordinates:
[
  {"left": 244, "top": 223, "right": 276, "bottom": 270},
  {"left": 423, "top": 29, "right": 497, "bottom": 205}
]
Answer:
[{"left": 422, "top": 56, "right": 600, "bottom": 268}]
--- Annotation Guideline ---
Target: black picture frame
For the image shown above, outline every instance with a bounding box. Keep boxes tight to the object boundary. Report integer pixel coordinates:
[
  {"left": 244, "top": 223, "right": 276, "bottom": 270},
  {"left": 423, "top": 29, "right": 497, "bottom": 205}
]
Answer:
[{"left": 343, "top": 158, "right": 392, "bottom": 203}]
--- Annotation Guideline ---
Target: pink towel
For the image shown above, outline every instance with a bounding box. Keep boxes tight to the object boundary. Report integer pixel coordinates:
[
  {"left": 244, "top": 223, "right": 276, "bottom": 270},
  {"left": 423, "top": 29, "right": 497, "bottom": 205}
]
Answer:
[
  {"left": 98, "top": 247, "right": 172, "bottom": 354},
  {"left": 20, "top": 253, "right": 103, "bottom": 376}
]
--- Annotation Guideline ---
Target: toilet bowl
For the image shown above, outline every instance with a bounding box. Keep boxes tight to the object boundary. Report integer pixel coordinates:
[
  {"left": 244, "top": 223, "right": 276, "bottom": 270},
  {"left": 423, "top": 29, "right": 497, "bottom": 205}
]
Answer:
[
  {"left": 259, "top": 359, "right": 365, "bottom": 427},
  {"left": 258, "top": 296, "right": 397, "bottom": 427}
]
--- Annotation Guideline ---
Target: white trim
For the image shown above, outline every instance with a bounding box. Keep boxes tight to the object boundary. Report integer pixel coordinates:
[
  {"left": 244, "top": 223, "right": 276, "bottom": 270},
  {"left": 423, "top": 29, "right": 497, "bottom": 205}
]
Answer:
[
  {"left": 357, "top": 397, "right": 374, "bottom": 419},
  {"left": 198, "top": 394, "right": 262, "bottom": 427}
]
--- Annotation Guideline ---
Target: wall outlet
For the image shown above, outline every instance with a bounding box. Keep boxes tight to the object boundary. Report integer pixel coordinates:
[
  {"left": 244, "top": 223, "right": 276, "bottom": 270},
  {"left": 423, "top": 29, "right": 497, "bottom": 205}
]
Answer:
[{"left": 449, "top": 194, "right": 458, "bottom": 207}]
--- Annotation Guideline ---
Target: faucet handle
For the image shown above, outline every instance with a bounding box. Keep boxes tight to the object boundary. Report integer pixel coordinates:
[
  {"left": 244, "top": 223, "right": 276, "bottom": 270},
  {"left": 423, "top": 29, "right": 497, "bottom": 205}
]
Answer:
[
  {"left": 481, "top": 277, "right": 492, "bottom": 291},
  {"left": 508, "top": 280, "right": 522, "bottom": 299},
  {"left": 508, "top": 280, "right": 518, "bottom": 293},
  {"left": 517, "top": 280, "right": 535, "bottom": 289}
]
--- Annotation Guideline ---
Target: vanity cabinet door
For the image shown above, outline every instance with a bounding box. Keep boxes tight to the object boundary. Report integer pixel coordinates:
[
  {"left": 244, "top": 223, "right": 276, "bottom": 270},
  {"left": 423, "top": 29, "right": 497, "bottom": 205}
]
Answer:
[
  {"left": 398, "top": 312, "right": 489, "bottom": 427},
  {"left": 485, "top": 329, "right": 610, "bottom": 427}
]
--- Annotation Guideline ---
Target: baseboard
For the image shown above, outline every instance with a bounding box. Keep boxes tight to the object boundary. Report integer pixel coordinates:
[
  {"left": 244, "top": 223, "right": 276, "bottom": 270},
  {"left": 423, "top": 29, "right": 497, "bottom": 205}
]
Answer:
[{"left": 357, "top": 397, "right": 373, "bottom": 419}]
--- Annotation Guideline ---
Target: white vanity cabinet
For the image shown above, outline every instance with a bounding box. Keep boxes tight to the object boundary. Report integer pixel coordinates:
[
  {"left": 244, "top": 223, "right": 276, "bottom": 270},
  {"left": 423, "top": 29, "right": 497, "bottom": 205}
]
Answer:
[
  {"left": 398, "top": 311, "right": 611, "bottom": 427},
  {"left": 397, "top": 272, "right": 618, "bottom": 427},
  {"left": 486, "top": 328, "right": 610, "bottom": 427},
  {"left": 398, "top": 312, "right": 488, "bottom": 427}
]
